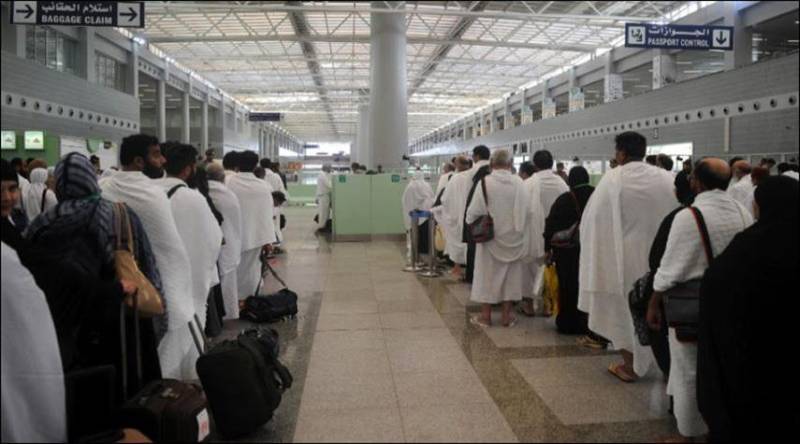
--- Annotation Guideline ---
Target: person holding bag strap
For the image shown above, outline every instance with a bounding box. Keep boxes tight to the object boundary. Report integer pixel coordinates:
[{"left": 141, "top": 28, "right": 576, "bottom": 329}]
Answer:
[{"left": 645, "top": 158, "right": 753, "bottom": 441}]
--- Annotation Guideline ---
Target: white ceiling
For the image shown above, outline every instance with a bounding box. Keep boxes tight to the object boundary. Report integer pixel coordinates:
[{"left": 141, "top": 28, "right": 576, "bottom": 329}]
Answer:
[{"left": 140, "top": 1, "right": 690, "bottom": 142}]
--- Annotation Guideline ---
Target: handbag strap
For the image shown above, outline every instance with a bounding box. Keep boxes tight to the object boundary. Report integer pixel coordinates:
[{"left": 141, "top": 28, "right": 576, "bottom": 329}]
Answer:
[
  {"left": 40, "top": 188, "right": 48, "bottom": 213},
  {"left": 479, "top": 177, "right": 490, "bottom": 216},
  {"left": 114, "top": 203, "right": 135, "bottom": 253},
  {"left": 687, "top": 206, "right": 713, "bottom": 264}
]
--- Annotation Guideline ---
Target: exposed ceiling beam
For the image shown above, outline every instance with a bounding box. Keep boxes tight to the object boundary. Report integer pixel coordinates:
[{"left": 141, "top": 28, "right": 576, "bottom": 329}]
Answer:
[
  {"left": 285, "top": 0, "right": 339, "bottom": 137},
  {"left": 146, "top": 2, "right": 657, "bottom": 23},
  {"left": 172, "top": 54, "right": 562, "bottom": 69},
  {"left": 146, "top": 34, "right": 597, "bottom": 53},
  {"left": 408, "top": 1, "right": 490, "bottom": 98}
]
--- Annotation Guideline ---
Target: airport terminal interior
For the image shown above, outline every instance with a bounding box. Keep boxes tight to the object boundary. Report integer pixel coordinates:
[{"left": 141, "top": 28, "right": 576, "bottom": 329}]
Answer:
[{"left": 1, "top": 1, "right": 798, "bottom": 443}]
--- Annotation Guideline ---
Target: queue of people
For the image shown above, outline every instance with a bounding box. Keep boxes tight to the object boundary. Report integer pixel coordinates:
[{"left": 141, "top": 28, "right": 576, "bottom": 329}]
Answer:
[
  {"left": 1, "top": 137, "right": 287, "bottom": 442},
  {"left": 412, "top": 131, "right": 797, "bottom": 442}
]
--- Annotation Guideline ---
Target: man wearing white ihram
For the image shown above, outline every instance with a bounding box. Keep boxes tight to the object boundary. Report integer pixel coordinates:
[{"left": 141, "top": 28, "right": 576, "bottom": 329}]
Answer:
[
  {"left": 438, "top": 156, "right": 472, "bottom": 276},
  {"left": 226, "top": 151, "right": 276, "bottom": 302},
  {"left": 648, "top": 158, "right": 753, "bottom": 440},
  {"left": 206, "top": 163, "right": 244, "bottom": 320},
  {"left": 518, "top": 149, "right": 569, "bottom": 317},
  {"left": 579, "top": 132, "right": 676, "bottom": 383},
  {"left": 467, "top": 149, "right": 530, "bottom": 328},
  {"left": 315, "top": 164, "right": 333, "bottom": 231}
]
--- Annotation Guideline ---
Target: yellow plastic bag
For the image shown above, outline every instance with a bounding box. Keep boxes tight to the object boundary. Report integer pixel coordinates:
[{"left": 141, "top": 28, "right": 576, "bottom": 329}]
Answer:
[
  {"left": 542, "top": 264, "right": 560, "bottom": 317},
  {"left": 434, "top": 225, "right": 446, "bottom": 252}
]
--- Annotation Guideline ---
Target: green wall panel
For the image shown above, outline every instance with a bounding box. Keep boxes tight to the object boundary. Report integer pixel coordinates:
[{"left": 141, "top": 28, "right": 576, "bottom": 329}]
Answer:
[
  {"left": 1, "top": 130, "right": 60, "bottom": 165},
  {"left": 286, "top": 183, "right": 317, "bottom": 204}
]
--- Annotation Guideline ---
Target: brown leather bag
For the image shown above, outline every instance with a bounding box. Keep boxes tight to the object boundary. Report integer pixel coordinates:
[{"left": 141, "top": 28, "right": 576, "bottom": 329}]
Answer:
[{"left": 113, "top": 203, "right": 164, "bottom": 317}]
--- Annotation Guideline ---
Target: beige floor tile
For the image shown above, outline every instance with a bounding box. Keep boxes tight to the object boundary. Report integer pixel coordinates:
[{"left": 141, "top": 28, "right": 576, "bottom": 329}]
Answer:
[
  {"left": 393, "top": 369, "right": 491, "bottom": 407},
  {"left": 324, "top": 278, "right": 373, "bottom": 293},
  {"left": 320, "top": 298, "right": 379, "bottom": 315},
  {"left": 400, "top": 403, "right": 518, "bottom": 443},
  {"left": 294, "top": 406, "right": 405, "bottom": 443},
  {"left": 388, "top": 345, "right": 473, "bottom": 374},
  {"left": 300, "top": 372, "right": 397, "bottom": 410},
  {"left": 383, "top": 327, "right": 457, "bottom": 347},
  {"left": 533, "top": 383, "right": 668, "bottom": 425},
  {"left": 377, "top": 298, "right": 434, "bottom": 313},
  {"left": 307, "top": 347, "right": 391, "bottom": 378},
  {"left": 380, "top": 311, "right": 446, "bottom": 330},
  {"left": 311, "top": 329, "right": 385, "bottom": 351},
  {"left": 315, "top": 312, "right": 382, "bottom": 331}
]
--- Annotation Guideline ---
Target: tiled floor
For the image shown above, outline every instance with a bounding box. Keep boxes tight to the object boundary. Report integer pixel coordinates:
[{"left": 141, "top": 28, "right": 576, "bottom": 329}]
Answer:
[{"left": 222, "top": 207, "right": 680, "bottom": 443}]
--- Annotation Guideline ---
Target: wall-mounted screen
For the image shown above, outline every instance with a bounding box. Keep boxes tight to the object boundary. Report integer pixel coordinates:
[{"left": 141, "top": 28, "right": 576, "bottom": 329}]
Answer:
[
  {"left": 24, "top": 131, "right": 45, "bottom": 150},
  {"left": 1, "top": 131, "right": 16, "bottom": 150}
]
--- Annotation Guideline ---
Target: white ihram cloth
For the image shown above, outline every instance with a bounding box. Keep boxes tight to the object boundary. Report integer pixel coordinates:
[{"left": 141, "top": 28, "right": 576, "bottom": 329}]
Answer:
[
  {"left": 578, "top": 161, "right": 677, "bottom": 376},
  {"left": 727, "top": 174, "right": 755, "bottom": 215},
  {"left": 466, "top": 170, "right": 530, "bottom": 304},
  {"left": 782, "top": 170, "right": 799, "bottom": 181},
  {"left": 264, "top": 169, "right": 287, "bottom": 243},
  {"left": 100, "top": 171, "right": 195, "bottom": 380},
  {"left": 24, "top": 168, "right": 58, "bottom": 222},
  {"left": 1, "top": 243, "right": 66, "bottom": 443},
  {"left": 438, "top": 170, "right": 470, "bottom": 264},
  {"left": 653, "top": 190, "right": 752, "bottom": 437},
  {"left": 316, "top": 172, "right": 332, "bottom": 230},
  {"left": 435, "top": 172, "right": 453, "bottom": 198},
  {"left": 401, "top": 174, "right": 435, "bottom": 229},
  {"left": 154, "top": 178, "right": 223, "bottom": 331},
  {"left": 15, "top": 174, "right": 30, "bottom": 211},
  {"left": 227, "top": 172, "right": 275, "bottom": 300},
  {"left": 522, "top": 170, "right": 569, "bottom": 297},
  {"left": 208, "top": 181, "right": 243, "bottom": 320}
]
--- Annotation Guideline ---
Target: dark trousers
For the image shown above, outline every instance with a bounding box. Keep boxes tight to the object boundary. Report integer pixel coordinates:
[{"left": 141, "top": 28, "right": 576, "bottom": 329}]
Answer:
[{"left": 465, "top": 241, "right": 476, "bottom": 283}]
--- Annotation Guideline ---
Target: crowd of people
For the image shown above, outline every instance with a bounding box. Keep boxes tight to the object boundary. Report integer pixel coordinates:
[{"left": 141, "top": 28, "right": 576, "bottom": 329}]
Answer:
[
  {"left": 1, "top": 137, "right": 289, "bottom": 442},
  {"left": 405, "top": 132, "right": 798, "bottom": 442}
]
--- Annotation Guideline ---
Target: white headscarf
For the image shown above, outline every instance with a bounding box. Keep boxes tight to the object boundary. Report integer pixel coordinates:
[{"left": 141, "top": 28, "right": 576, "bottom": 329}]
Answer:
[{"left": 24, "top": 168, "right": 57, "bottom": 221}]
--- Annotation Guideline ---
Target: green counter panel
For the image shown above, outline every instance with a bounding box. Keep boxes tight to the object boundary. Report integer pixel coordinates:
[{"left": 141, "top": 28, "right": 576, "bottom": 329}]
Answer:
[
  {"left": 370, "top": 174, "right": 407, "bottom": 235},
  {"left": 331, "top": 174, "right": 372, "bottom": 237}
]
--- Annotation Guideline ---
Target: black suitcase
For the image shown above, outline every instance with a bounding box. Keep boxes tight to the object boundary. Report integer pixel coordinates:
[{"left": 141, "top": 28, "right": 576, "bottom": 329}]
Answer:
[
  {"left": 240, "top": 258, "right": 298, "bottom": 323},
  {"left": 190, "top": 317, "right": 293, "bottom": 438},
  {"left": 118, "top": 296, "right": 212, "bottom": 442}
]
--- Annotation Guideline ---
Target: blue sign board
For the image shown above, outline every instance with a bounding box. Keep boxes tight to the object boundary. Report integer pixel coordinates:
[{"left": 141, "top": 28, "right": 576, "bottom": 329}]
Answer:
[{"left": 625, "top": 23, "right": 734, "bottom": 50}]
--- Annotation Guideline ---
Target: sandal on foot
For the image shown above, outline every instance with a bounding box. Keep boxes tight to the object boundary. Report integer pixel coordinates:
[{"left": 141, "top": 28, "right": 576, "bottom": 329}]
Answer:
[
  {"left": 502, "top": 317, "right": 518, "bottom": 328},
  {"left": 470, "top": 315, "right": 491, "bottom": 328},
  {"left": 515, "top": 305, "right": 536, "bottom": 318},
  {"left": 607, "top": 363, "right": 637, "bottom": 383}
]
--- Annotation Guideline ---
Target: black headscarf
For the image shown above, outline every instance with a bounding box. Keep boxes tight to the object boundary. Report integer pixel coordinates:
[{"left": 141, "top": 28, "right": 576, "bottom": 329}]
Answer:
[
  {"left": 567, "top": 166, "right": 590, "bottom": 190},
  {"left": 753, "top": 175, "right": 798, "bottom": 224},
  {"left": 1, "top": 158, "right": 18, "bottom": 183}
]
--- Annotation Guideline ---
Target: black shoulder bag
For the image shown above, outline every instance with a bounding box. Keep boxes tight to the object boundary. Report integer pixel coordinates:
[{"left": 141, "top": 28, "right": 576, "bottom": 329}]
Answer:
[
  {"left": 663, "top": 206, "right": 713, "bottom": 343},
  {"left": 466, "top": 178, "right": 494, "bottom": 243}
]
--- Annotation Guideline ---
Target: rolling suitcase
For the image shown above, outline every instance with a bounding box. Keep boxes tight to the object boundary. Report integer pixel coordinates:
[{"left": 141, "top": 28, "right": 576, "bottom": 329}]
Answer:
[
  {"left": 118, "top": 296, "right": 212, "bottom": 442},
  {"left": 190, "top": 316, "right": 293, "bottom": 439},
  {"left": 239, "top": 256, "right": 298, "bottom": 323}
]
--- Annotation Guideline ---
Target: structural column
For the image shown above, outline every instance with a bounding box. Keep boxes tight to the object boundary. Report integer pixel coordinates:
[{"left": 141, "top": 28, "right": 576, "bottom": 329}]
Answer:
[
  {"left": 128, "top": 41, "right": 140, "bottom": 96},
  {"left": 652, "top": 49, "right": 677, "bottom": 90},
  {"left": 603, "top": 52, "right": 623, "bottom": 103},
  {"left": 724, "top": 2, "right": 753, "bottom": 70},
  {"left": 79, "top": 28, "right": 97, "bottom": 83},
  {"left": 156, "top": 75, "right": 167, "bottom": 142},
  {"left": 542, "top": 78, "right": 555, "bottom": 119},
  {"left": 568, "top": 66, "right": 584, "bottom": 112},
  {"left": 357, "top": 102, "right": 370, "bottom": 167},
  {"left": 201, "top": 97, "right": 209, "bottom": 153},
  {"left": 181, "top": 88, "right": 191, "bottom": 144},
  {"left": 368, "top": 1, "right": 408, "bottom": 169}
]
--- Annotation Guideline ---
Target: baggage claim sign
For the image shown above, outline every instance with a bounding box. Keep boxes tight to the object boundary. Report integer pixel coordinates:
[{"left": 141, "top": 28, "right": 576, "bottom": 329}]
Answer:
[
  {"left": 10, "top": 1, "right": 145, "bottom": 28},
  {"left": 625, "top": 23, "right": 734, "bottom": 50}
]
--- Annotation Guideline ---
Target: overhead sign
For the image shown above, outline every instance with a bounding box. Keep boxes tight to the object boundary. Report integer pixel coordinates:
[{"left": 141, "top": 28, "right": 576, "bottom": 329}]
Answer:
[
  {"left": 249, "top": 112, "right": 282, "bottom": 122},
  {"left": 24, "top": 131, "right": 45, "bottom": 150},
  {"left": 10, "top": 1, "right": 145, "bottom": 28},
  {"left": 1, "top": 131, "right": 16, "bottom": 150},
  {"left": 303, "top": 144, "right": 320, "bottom": 149},
  {"left": 625, "top": 23, "right": 734, "bottom": 50}
]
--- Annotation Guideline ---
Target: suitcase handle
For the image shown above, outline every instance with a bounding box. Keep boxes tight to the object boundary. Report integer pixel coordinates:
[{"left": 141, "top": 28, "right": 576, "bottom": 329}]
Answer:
[{"left": 188, "top": 316, "right": 208, "bottom": 356}]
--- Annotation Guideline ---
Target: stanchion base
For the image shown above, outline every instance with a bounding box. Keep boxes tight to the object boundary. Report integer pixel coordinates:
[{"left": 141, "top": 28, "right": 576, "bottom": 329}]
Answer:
[
  {"left": 418, "top": 270, "right": 442, "bottom": 278},
  {"left": 403, "top": 265, "right": 422, "bottom": 272}
]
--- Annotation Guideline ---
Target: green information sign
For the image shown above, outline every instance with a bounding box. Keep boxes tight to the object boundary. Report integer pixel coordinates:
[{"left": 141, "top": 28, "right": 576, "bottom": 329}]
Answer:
[
  {"left": 24, "top": 131, "right": 45, "bottom": 150},
  {"left": 391, "top": 174, "right": 401, "bottom": 183},
  {"left": 1, "top": 131, "right": 16, "bottom": 150},
  {"left": 338, "top": 175, "right": 346, "bottom": 183}
]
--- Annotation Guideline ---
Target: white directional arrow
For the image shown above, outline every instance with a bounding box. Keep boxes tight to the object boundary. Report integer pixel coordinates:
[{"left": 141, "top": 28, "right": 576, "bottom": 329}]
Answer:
[
  {"left": 117, "top": 2, "right": 144, "bottom": 28},
  {"left": 12, "top": 1, "right": 37, "bottom": 24}
]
